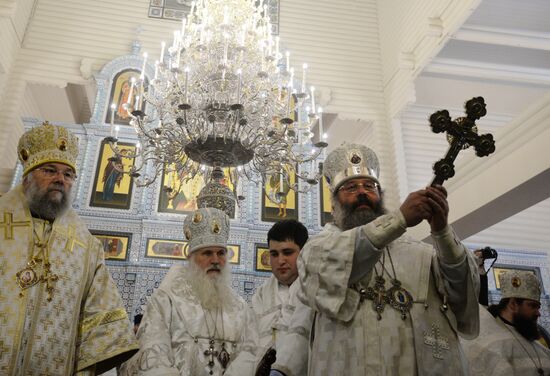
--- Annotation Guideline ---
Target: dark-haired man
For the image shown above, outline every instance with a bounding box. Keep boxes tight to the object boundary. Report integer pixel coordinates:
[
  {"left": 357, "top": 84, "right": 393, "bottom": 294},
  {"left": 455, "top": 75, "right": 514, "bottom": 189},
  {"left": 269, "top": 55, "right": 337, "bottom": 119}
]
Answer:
[
  {"left": 252, "top": 220, "right": 312, "bottom": 375},
  {"left": 464, "top": 270, "right": 550, "bottom": 375}
]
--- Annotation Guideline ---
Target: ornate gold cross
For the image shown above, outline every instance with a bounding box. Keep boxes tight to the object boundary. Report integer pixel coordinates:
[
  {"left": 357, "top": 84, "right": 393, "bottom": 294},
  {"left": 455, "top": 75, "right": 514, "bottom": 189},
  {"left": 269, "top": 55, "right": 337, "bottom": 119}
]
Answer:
[{"left": 0, "top": 212, "right": 30, "bottom": 240}]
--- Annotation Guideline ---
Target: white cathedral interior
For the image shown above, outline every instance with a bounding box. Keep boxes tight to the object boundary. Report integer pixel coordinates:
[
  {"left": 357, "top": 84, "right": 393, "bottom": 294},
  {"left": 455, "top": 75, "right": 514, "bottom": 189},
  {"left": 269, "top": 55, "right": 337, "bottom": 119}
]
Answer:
[{"left": 1, "top": 0, "right": 550, "bottom": 332}]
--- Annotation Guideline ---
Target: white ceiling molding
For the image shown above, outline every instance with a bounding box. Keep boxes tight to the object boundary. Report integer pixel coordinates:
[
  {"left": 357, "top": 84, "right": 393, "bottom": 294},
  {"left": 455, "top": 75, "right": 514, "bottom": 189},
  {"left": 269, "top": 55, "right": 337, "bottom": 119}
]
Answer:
[
  {"left": 453, "top": 24, "right": 550, "bottom": 51},
  {"left": 424, "top": 57, "right": 550, "bottom": 86}
]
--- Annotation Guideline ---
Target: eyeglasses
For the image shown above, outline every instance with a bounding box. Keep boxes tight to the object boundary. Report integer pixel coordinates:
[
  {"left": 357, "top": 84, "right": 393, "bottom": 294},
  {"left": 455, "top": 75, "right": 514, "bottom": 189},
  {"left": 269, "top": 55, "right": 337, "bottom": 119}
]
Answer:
[
  {"left": 338, "top": 180, "right": 378, "bottom": 194},
  {"left": 36, "top": 166, "right": 77, "bottom": 181}
]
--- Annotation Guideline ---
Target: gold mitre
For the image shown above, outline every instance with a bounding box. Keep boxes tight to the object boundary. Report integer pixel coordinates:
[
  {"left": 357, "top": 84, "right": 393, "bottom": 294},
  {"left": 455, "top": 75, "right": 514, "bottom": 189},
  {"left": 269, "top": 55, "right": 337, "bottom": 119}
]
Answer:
[
  {"left": 499, "top": 270, "right": 541, "bottom": 301},
  {"left": 18, "top": 121, "right": 79, "bottom": 176}
]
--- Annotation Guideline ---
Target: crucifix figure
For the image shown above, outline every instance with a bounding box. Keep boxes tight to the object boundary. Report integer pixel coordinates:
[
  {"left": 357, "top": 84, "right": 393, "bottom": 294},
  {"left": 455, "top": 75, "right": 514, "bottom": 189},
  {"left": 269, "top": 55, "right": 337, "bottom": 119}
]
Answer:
[
  {"left": 204, "top": 339, "right": 218, "bottom": 375},
  {"left": 429, "top": 97, "right": 496, "bottom": 186},
  {"left": 361, "top": 275, "right": 388, "bottom": 320}
]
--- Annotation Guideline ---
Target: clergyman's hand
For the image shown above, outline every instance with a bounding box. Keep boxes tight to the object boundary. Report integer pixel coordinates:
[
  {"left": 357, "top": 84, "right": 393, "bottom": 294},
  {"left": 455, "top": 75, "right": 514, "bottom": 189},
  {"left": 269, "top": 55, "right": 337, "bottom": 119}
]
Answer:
[
  {"left": 399, "top": 189, "right": 433, "bottom": 228},
  {"left": 399, "top": 185, "right": 449, "bottom": 231},
  {"left": 425, "top": 185, "right": 449, "bottom": 232}
]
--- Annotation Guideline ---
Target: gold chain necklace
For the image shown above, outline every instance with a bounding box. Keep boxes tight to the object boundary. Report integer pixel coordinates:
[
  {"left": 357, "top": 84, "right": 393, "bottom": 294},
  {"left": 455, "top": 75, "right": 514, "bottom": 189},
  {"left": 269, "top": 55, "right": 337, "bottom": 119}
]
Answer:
[
  {"left": 16, "top": 220, "right": 58, "bottom": 301},
  {"left": 502, "top": 318, "right": 544, "bottom": 375}
]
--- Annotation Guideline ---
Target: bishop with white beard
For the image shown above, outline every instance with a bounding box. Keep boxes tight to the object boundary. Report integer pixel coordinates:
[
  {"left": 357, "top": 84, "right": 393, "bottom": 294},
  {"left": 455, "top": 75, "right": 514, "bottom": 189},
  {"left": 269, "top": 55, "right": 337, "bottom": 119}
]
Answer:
[{"left": 120, "top": 207, "right": 259, "bottom": 376}]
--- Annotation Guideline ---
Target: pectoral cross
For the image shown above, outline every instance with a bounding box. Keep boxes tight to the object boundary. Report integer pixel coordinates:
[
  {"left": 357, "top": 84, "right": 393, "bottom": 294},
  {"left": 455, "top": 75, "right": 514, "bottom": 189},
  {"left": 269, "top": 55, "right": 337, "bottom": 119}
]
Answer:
[
  {"left": 361, "top": 276, "right": 387, "bottom": 320},
  {"left": 0, "top": 212, "right": 30, "bottom": 240},
  {"left": 429, "top": 97, "right": 496, "bottom": 186},
  {"left": 204, "top": 339, "right": 218, "bottom": 375},
  {"left": 424, "top": 324, "right": 450, "bottom": 359}
]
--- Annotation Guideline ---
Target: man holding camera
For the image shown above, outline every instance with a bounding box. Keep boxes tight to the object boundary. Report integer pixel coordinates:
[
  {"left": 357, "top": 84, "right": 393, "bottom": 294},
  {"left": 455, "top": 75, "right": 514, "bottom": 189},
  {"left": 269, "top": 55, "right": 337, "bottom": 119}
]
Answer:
[{"left": 463, "top": 270, "right": 550, "bottom": 375}]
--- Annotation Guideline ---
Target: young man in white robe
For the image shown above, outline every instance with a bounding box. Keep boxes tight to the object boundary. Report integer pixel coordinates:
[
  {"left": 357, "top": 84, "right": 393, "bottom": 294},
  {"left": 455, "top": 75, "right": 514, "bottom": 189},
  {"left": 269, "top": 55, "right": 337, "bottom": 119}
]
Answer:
[
  {"left": 120, "top": 207, "right": 259, "bottom": 376},
  {"left": 271, "top": 143, "right": 480, "bottom": 376},
  {"left": 463, "top": 270, "right": 550, "bottom": 375},
  {"left": 0, "top": 122, "right": 138, "bottom": 375},
  {"left": 251, "top": 220, "right": 312, "bottom": 375}
]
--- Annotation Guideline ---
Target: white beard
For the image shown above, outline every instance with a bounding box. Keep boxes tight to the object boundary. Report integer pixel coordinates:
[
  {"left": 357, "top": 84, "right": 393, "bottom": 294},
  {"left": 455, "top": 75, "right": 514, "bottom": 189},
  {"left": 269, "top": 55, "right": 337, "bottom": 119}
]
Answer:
[{"left": 186, "top": 260, "right": 236, "bottom": 310}]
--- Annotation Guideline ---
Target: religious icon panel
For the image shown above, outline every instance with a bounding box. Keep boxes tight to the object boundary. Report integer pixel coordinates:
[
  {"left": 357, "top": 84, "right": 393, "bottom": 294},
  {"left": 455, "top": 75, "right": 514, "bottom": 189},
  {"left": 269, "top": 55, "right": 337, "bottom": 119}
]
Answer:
[
  {"left": 254, "top": 244, "right": 271, "bottom": 272},
  {"left": 91, "top": 231, "right": 131, "bottom": 261},
  {"left": 261, "top": 167, "right": 298, "bottom": 222},
  {"left": 145, "top": 238, "right": 240, "bottom": 264},
  {"left": 105, "top": 69, "right": 147, "bottom": 126},
  {"left": 145, "top": 238, "right": 186, "bottom": 260},
  {"left": 90, "top": 140, "right": 136, "bottom": 210},
  {"left": 319, "top": 176, "right": 333, "bottom": 226}
]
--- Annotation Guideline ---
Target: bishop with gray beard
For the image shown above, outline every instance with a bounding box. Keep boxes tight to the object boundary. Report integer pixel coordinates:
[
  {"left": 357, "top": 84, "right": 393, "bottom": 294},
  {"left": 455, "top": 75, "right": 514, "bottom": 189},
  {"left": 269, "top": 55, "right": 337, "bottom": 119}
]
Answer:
[{"left": 120, "top": 207, "right": 259, "bottom": 376}]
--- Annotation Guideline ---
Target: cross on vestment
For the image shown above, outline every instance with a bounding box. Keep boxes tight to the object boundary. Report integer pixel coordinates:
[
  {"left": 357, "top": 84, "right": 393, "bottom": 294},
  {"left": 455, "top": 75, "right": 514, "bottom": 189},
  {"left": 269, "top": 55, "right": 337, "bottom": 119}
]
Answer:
[
  {"left": 428, "top": 97, "right": 496, "bottom": 186},
  {"left": 423, "top": 324, "right": 450, "bottom": 360},
  {"left": 59, "top": 226, "right": 86, "bottom": 253},
  {"left": 0, "top": 212, "right": 30, "bottom": 240}
]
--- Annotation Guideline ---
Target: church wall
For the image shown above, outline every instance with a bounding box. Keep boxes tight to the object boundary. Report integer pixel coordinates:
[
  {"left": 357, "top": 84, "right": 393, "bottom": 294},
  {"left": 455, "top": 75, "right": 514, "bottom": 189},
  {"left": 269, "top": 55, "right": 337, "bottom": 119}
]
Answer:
[
  {"left": 280, "top": 0, "right": 406, "bottom": 209},
  {"left": 377, "top": 0, "right": 481, "bottom": 119}
]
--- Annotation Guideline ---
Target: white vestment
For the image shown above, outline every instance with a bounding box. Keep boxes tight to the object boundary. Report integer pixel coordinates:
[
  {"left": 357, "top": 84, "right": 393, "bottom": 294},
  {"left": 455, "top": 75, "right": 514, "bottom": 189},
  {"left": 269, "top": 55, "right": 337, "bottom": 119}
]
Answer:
[
  {"left": 120, "top": 264, "right": 259, "bottom": 376},
  {"left": 463, "top": 306, "right": 550, "bottom": 375},
  {"left": 288, "top": 212, "right": 480, "bottom": 376},
  {"left": 251, "top": 275, "right": 312, "bottom": 375}
]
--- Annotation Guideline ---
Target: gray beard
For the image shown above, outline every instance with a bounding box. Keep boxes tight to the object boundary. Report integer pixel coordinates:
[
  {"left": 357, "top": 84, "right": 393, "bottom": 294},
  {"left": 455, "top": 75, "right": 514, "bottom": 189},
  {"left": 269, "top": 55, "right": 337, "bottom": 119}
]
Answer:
[
  {"left": 186, "top": 260, "right": 236, "bottom": 310},
  {"left": 24, "top": 176, "right": 71, "bottom": 221},
  {"left": 332, "top": 195, "right": 386, "bottom": 231}
]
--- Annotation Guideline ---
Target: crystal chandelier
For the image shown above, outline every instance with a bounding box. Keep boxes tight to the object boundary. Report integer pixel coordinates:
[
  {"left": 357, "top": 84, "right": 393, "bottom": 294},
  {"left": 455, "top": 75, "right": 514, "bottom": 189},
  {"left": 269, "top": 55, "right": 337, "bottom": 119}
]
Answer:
[{"left": 106, "top": 0, "right": 327, "bottom": 202}]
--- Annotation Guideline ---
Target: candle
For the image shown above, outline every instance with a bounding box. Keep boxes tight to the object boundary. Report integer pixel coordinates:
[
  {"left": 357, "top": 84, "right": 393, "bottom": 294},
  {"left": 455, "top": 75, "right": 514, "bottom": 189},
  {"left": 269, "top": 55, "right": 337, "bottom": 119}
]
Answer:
[
  {"left": 172, "top": 30, "right": 179, "bottom": 50},
  {"left": 285, "top": 51, "right": 290, "bottom": 72},
  {"left": 160, "top": 41, "right": 166, "bottom": 64},
  {"left": 127, "top": 77, "right": 136, "bottom": 104},
  {"left": 184, "top": 66, "right": 190, "bottom": 103},
  {"left": 310, "top": 86, "right": 316, "bottom": 114},
  {"left": 236, "top": 68, "right": 242, "bottom": 103},
  {"left": 140, "top": 52, "right": 148, "bottom": 80},
  {"left": 318, "top": 106, "right": 324, "bottom": 141},
  {"left": 286, "top": 83, "right": 293, "bottom": 116},
  {"left": 110, "top": 103, "right": 116, "bottom": 136},
  {"left": 114, "top": 125, "right": 120, "bottom": 139},
  {"left": 279, "top": 169, "right": 284, "bottom": 193},
  {"left": 301, "top": 63, "right": 308, "bottom": 93},
  {"left": 181, "top": 17, "right": 187, "bottom": 37},
  {"left": 136, "top": 142, "right": 141, "bottom": 154},
  {"left": 154, "top": 60, "right": 159, "bottom": 80},
  {"left": 223, "top": 6, "right": 229, "bottom": 24}
]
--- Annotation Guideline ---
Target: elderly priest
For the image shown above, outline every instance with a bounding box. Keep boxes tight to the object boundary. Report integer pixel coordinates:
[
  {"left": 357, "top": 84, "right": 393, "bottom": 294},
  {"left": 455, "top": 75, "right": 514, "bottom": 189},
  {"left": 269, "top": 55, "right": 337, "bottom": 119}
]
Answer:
[{"left": 121, "top": 207, "right": 259, "bottom": 376}]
